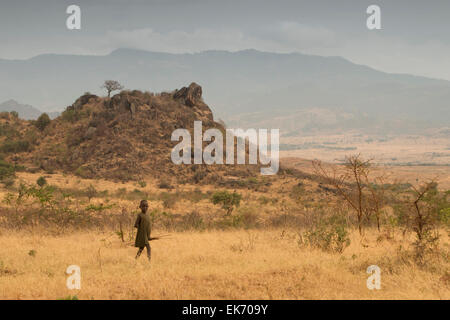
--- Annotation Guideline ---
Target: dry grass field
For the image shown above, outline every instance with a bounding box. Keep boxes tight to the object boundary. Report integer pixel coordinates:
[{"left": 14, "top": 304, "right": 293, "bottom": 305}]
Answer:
[
  {"left": 0, "top": 158, "right": 448, "bottom": 300},
  {"left": 0, "top": 229, "right": 448, "bottom": 300}
]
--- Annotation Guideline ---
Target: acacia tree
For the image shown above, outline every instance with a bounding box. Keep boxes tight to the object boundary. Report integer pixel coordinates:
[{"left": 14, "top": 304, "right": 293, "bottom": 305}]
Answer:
[
  {"left": 409, "top": 182, "right": 442, "bottom": 240},
  {"left": 402, "top": 180, "right": 444, "bottom": 263},
  {"left": 101, "top": 80, "right": 124, "bottom": 97},
  {"left": 211, "top": 190, "right": 242, "bottom": 215}
]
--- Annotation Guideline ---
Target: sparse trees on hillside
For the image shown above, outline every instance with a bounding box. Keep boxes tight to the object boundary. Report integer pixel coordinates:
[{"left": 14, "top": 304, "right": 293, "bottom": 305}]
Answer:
[{"left": 101, "top": 80, "right": 124, "bottom": 97}]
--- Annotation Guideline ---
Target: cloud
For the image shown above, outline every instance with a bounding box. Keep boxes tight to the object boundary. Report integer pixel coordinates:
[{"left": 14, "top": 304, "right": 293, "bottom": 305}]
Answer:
[{"left": 102, "top": 22, "right": 339, "bottom": 54}]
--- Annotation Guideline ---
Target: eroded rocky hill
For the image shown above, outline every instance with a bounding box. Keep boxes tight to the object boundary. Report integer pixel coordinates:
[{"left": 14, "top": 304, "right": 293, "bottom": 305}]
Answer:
[{"left": 1, "top": 83, "right": 261, "bottom": 183}]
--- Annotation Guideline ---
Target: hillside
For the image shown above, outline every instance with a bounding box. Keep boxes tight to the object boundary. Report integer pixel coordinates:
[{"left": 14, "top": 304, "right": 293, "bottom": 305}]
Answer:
[
  {"left": 1, "top": 49, "right": 450, "bottom": 134},
  {"left": 0, "top": 83, "right": 260, "bottom": 182}
]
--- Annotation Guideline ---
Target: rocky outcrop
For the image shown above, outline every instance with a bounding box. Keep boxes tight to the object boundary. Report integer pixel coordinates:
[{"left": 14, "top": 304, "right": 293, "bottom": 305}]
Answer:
[
  {"left": 173, "top": 82, "right": 203, "bottom": 107},
  {"left": 11, "top": 83, "right": 259, "bottom": 182},
  {"left": 72, "top": 94, "right": 99, "bottom": 110}
]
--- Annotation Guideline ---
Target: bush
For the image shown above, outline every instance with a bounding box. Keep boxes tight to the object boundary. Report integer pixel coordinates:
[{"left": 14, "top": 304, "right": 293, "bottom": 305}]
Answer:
[
  {"left": 36, "top": 176, "right": 47, "bottom": 187},
  {"left": 0, "top": 159, "right": 16, "bottom": 185},
  {"left": 217, "top": 207, "right": 259, "bottom": 229},
  {"left": 85, "top": 184, "right": 97, "bottom": 202},
  {"left": 0, "top": 123, "right": 20, "bottom": 138},
  {"left": 137, "top": 180, "right": 147, "bottom": 188},
  {"left": 35, "top": 113, "right": 51, "bottom": 131},
  {"left": 211, "top": 190, "right": 242, "bottom": 215},
  {"left": 0, "top": 140, "right": 31, "bottom": 153},
  {"left": 181, "top": 211, "right": 204, "bottom": 230},
  {"left": 158, "top": 181, "right": 173, "bottom": 189},
  {"left": 299, "top": 216, "right": 350, "bottom": 253},
  {"left": 61, "top": 107, "right": 88, "bottom": 123},
  {"left": 160, "top": 192, "right": 177, "bottom": 209}
]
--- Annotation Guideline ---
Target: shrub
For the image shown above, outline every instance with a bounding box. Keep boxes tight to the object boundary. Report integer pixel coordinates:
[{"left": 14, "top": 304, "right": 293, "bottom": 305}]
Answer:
[
  {"left": 36, "top": 176, "right": 47, "bottom": 187},
  {"left": 61, "top": 107, "right": 88, "bottom": 123},
  {"left": 85, "top": 184, "right": 97, "bottom": 202},
  {"left": 193, "top": 170, "right": 207, "bottom": 183},
  {"left": 158, "top": 181, "right": 173, "bottom": 189},
  {"left": 405, "top": 182, "right": 447, "bottom": 264},
  {"left": 211, "top": 190, "right": 242, "bottom": 215},
  {"left": 0, "top": 159, "right": 16, "bottom": 185},
  {"left": 160, "top": 192, "right": 177, "bottom": 209},
  {"left": 0, "top": 140, "right": 31, "bottom": 153},
  {"left": 217, "top": 207, "right": 259, "bottom": 229},
  {"left": 181, "top": 211, "right": 204, "bottom": 230},
  {"left": 35, "top": 113, "right": 51, "bottom": 131},
  {"left": 66, "top": 128, "right": 85, "bottom": 147},
  {"left": 298, "top": 216, "right": 350, "bottom": 253},
  {"left": 0, "top": 123, "right": 19, "bottom": 138},
  {"left": 137, "top": 180, "right": 147, "bottom": 188}
]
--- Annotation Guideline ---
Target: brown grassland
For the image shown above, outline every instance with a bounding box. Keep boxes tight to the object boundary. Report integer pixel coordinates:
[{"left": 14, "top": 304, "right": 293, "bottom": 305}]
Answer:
[
  {"left": 0, "top": 160, "right": 449, "bottom": 300},
  {"left": 0, "top": 228, "right": 448, "bottom": 300}
]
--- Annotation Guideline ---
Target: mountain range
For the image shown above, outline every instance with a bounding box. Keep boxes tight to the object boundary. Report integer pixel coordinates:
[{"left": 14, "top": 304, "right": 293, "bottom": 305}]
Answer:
[{"left": 1, "top": 48, "right": 449, "bottom": 135}]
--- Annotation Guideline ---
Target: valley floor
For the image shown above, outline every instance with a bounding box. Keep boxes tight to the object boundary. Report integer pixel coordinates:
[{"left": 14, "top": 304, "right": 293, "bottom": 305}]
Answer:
[{"left": 0, "top": 229, "right": 448, "bottom": 299}]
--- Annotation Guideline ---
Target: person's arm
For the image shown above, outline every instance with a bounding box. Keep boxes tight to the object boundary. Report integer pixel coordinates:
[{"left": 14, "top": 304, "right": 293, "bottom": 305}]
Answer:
[{"left": 134, "top": 215, "right": 141, "bottom": 229}]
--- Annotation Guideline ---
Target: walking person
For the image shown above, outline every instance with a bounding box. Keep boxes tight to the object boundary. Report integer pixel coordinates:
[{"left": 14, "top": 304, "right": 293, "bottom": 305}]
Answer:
[{"left": 134, "top": 200, "right": 151, "bottom": 261}]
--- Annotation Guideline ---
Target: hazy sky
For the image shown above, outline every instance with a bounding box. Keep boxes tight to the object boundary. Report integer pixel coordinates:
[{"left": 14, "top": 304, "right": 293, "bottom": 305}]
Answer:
[{"left": 1, "top": 0, "right": 450, "bottom": 80}]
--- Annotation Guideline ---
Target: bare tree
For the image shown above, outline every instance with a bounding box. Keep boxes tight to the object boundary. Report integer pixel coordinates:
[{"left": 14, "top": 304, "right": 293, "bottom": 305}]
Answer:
[
  {"left": 362, "top": 172, "right": 388, "bottom": 232},
  {"left": 101, "top": 80, "right": 124, "bottom": 97},
  {"left": 410, "top": 181, "right": 438, "bottom": 242},
  {"left": 313, "top": 154, "right": 374, "bottom": 236}
]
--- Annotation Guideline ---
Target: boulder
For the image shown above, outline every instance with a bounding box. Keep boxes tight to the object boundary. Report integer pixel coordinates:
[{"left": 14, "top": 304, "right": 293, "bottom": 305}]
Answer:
[{"left": 173, "top": 82, "right": 203, "bottom": 107}]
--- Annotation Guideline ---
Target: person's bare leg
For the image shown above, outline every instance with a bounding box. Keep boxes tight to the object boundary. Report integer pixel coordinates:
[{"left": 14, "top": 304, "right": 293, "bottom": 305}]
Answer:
[
  {"left": 145, "top": 244, "right": 151, "bottom": 262},
  {"left": 136, "top": 247, "right": 144, "bottom": 259}
]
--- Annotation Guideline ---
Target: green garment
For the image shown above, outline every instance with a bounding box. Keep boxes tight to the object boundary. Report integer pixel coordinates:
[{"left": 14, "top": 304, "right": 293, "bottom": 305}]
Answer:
[{"left": 134, "top": 212, "right": 151, "bottom": 248}]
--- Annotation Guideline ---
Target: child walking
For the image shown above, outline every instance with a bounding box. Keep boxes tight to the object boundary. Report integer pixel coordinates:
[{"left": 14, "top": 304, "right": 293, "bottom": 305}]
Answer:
[{"left": 134, "top": 200, "right": 151, "bottom": 261}]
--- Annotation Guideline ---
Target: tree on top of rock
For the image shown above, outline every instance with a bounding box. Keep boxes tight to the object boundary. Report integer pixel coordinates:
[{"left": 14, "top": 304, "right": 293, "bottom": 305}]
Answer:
[{"left": 101, "top": 80, "right": 124, "bottom": 97}]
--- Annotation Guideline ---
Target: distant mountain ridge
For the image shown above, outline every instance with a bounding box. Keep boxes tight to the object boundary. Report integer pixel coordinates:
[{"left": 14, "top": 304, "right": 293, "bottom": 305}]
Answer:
[
  {"left": 1, "top": 48, "right": 449, "bottom": 134},
  {"left": 0, "top": 99, "right": 59, "bottom": 120}
]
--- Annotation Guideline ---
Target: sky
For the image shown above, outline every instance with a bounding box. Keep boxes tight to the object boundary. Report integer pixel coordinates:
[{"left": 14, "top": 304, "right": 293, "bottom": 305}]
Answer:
[{"left": 1, "top": 0, "right": 450, "bottom": 80}]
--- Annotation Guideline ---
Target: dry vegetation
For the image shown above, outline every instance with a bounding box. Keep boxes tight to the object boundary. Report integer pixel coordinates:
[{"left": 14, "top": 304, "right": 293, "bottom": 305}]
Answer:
[
  {"left": 0, "top": 228, "right": 448, "bottom": 300},
  {"left": 0, "top": 88, "right": 448, "bottom": 300},
  {"left": 0, "top": 157, "right": 448, "bottom": 300}
]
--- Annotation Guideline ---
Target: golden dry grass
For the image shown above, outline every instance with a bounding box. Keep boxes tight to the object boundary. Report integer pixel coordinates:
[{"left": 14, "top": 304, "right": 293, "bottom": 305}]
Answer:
[
  {"left": 0, "top": 228, "right": 448, "bottom": 300},
  {"left": 1, "top": 163, "right": 448, "bottom": 300}
]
